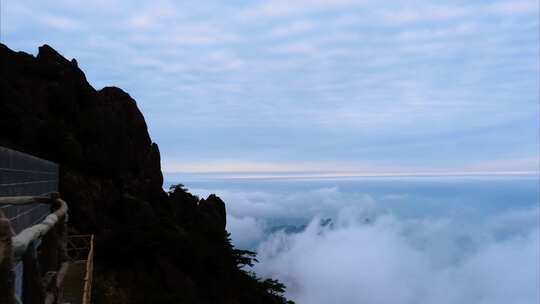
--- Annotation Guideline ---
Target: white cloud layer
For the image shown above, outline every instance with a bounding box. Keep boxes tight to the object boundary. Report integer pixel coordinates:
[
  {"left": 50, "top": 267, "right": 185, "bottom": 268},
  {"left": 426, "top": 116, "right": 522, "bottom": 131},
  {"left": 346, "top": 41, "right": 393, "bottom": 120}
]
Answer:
[
  {"left": 194, "top": 186, "right": 378, "bottom": 222},
  {"left": 227, "top": 215, "right": 266, "bottom": 248},
  {"left": 255, "top": 210, "right": 539, "bottom": 304},
  {"left": 191, "top": 183, "right": 539, "bottom": 304}
]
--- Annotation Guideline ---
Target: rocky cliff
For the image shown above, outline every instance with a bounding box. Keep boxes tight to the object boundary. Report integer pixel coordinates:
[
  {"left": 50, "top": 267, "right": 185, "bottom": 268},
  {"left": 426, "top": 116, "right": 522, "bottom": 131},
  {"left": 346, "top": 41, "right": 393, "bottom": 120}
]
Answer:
[{"left": 0, "top": 44, "right": 292, "bottom": 304}]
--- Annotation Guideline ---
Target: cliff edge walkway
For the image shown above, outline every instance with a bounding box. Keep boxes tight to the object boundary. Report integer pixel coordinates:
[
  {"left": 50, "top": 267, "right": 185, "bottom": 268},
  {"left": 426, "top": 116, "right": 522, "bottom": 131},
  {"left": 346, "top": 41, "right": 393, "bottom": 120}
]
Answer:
[{"left": 0, "top": 147, "right": 94, "bottom": 304}]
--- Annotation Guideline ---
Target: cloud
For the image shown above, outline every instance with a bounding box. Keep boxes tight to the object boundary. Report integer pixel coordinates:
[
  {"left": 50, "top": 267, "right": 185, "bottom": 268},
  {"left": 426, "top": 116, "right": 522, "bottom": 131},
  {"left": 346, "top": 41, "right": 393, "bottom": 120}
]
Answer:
[
  {"left": 269, "top": 20, "right": 315, "bottom": 37},
  {"left": 163, "top": 156, "right": 539, "bottom": 177},
  {"left": 165, "top": 160, "right": 316, "bottom": 173},
  {"left": 126, "top": 5, "right": 177, "bottom": 29},
  {"left": 227, "top": 215, "right": 266, "bottom": 248},
  {"left": 39, "top": 14, "right": 81, "bottom": 30},
  {"left": 192, "top": 186, "right": 376, "bottom": 222},
  {"left": 488, "top": 0, "right": 539, "bottom": 15},
  {"left": 381, "top": 5, "right": 471, "bottom": 24},
  {"left": 170, "top": 24, "right": 241, "bottom": 45},
  {"left": 239, "top": 0, "right": 366, "bottom": 19},
  {"left": 190, "top": 182, "right": 539, "bottom": 304},
  {"left": 379, "top": 1, "right": 537, "bottom": 25},
  {"left": 466, "top": 157, "right": 540, "bottom": 173},
  {"left": 3, "top": 0, "right": 538, "bottom": 174},
  {"left": 253, "top": 206, "right": 539, "bottom": 304},
  {"left": 182, "top": 177, "right": 539, "bottom": 303},
  {"left": 164, "top": 159, "right": 411, "bottom": 174},
  {"left": 271, "top": 41, "right": 317, "bottom": 56},
  {"left": 396, "top": 23, "right": 478, "bottom": 42}
]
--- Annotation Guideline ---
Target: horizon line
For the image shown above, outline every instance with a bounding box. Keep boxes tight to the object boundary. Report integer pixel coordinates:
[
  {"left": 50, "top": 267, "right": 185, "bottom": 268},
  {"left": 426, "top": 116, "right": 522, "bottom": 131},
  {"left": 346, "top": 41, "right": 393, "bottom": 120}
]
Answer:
[{"left": 162, "top": 170, "right": 539, "bottom": 180}]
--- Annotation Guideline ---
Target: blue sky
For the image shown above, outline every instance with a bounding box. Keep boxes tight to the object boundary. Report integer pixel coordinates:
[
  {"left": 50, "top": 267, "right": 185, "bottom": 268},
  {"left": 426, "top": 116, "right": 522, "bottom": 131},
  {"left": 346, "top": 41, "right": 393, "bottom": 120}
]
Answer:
[{"left": 2, "top": 0, "right": 539, "bottom": 176}]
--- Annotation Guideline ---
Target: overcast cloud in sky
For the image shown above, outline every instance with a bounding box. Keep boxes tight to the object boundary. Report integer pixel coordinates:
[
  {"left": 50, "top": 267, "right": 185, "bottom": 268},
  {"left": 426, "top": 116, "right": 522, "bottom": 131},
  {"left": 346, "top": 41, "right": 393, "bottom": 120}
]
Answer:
[{"left": 2, "top": 0, "right": 538, "bottom": 175}]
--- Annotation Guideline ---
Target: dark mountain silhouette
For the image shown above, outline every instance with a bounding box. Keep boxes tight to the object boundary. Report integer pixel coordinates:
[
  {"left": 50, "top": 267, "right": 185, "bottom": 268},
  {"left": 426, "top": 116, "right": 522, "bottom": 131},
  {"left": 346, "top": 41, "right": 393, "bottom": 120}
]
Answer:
[{"left": 0, "top": 43, "right": 293, "bottom": 304}]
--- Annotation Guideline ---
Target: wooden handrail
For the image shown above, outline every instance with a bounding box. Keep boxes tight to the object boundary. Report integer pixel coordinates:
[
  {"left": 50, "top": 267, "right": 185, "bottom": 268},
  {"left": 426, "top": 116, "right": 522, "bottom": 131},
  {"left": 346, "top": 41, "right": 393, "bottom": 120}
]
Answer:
[
  {"left": 0, "top": 194, "right": 69, "bottom": 304},
  {"left": 1, "top": 194, "right": 95, "bottom": 304},
  {"left": 82, "top": 234, "right": 94, "bottom": 304},
  {"left": 11, "top": 198, "right": 68, "bottom": 260}
]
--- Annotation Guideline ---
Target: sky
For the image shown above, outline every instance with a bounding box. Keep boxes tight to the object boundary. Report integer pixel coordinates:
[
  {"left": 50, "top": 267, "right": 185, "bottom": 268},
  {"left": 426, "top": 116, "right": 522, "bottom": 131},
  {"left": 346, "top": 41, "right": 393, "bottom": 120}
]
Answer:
[{"left": 1, "top": 0, "right": 539, "bottom": 176}]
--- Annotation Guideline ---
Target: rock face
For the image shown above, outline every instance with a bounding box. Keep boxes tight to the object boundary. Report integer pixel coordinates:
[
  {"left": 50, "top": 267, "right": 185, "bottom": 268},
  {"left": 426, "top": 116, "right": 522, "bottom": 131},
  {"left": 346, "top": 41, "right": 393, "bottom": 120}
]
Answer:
[{"left": 0, "top": 44, "right": 292, "bottom": 304}]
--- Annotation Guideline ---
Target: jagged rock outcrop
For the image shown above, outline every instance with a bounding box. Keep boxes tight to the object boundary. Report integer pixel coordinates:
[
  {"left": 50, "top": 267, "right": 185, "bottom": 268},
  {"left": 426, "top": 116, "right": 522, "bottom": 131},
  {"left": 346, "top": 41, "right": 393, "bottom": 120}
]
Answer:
[{"left": 0, "top": 44, "right": 292, "bottom": 304}]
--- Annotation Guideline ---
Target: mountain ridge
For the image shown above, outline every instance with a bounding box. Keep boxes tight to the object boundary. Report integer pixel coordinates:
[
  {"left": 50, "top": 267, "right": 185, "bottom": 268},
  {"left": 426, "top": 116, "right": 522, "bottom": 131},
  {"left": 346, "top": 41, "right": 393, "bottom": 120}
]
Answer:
[{"left": 0, "top": 43, "right": 293, "bottom": 304}]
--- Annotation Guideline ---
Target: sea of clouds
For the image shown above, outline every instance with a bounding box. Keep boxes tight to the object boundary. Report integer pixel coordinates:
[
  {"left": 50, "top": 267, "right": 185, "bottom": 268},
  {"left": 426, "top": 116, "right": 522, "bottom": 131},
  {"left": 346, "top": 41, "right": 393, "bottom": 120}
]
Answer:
[{"left": 191, "top": 184, "right": 539, "bottom": 304}]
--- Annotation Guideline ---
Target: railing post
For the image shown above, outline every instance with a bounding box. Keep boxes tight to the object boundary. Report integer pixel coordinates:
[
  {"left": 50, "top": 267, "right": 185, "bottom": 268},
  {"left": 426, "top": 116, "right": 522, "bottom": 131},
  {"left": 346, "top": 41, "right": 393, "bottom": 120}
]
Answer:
[
  {"left": 39, "top": 226, "right": 59, "bottom": 274},
  {"left": 54, "top": 201, "right": 68, "bottom": 304},
  {"left": 82, "top": 234, "right": 94, "bottom": 304},
  {"left": 0, "top": 210, "right": 15, "bottom": 304},
  {"left": 39, "top": 198, "right": 68, "bottom": 274},
  {"left": 57, "top": 206, "right": 68, "bottom": 264},
  {"left": 22, "top": 242, "right": 45, "bottom": 304}
]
